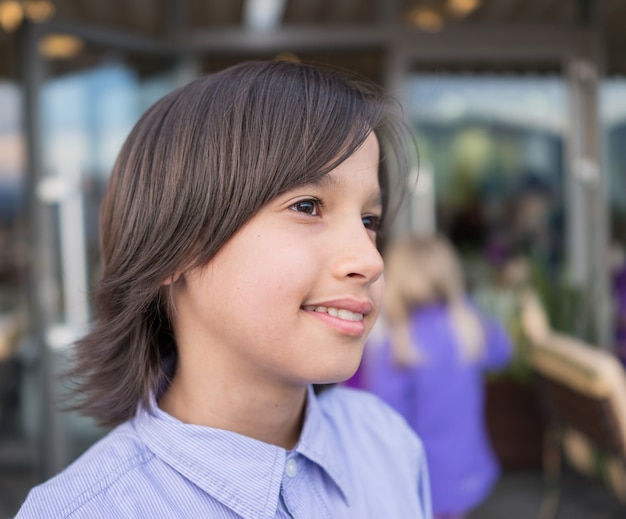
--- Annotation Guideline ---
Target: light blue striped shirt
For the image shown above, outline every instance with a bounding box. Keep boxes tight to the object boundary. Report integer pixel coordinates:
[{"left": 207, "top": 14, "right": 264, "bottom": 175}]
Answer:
[{"left": 17, "top": 386, "right": 432, "bottom": 518}]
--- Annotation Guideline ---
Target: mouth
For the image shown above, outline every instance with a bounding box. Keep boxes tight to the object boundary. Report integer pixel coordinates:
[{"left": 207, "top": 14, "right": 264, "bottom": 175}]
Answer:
[{"left": 301, "top": 305, "right": 364, "bottom": 322}]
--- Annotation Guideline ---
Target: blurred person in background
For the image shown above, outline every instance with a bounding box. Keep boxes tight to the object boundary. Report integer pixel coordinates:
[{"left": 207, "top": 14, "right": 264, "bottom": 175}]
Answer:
[
  {"left": 365, "top": 233, "right": 512, "bottom": 519},
  {"left": 610, "top": 241, "right": 626, "bottom": 365}
]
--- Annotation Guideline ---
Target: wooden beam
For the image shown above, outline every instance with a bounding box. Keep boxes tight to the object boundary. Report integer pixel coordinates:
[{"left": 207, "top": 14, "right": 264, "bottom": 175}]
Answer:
[
  {"left": 86, "top": 0, "right": 113, "bottom": 25},
  {"left": 285, "top": 0, "right": 321, "bottom": 23},
  {"left": 521, "top": 0, "right": 566, "bottom": 21},
  {"left": 127, "top": 0, "right": 161, "bottom": 33},
  {"left": 184, "top": 22, "right": 590, "bottom": 64},
  {"left": 206, "top": 0, "right": 243, "bottom": 25},
  {"left": 329, "top": 0, "right": 367, "bottom": 23},
  {"left": 479, "top": 0, "right": 525, "bottom": 22},
  {"left": 185, "top": 23, "right": 387, "bottom": 53},
  {"left": 39, "top": 20, "right": 175, "bottom": 54}
]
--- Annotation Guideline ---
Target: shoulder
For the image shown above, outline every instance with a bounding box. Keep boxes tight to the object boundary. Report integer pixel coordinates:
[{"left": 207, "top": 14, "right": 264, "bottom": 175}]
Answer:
[
  {"left": 318, "top": 384, "right": 399, "bottom": 415},
  {"left": 318, "top": 386, "right": 424, "bottom": 452},
  {"left": 16, "top": 422, "right": 155, "bottom": 518},
  {"left": 317, "top": 386, "right": 431, "bottom": 513}
]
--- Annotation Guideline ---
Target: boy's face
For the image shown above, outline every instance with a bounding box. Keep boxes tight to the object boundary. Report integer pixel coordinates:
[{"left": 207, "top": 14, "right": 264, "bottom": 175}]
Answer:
[{"left": 171, "top": 132, "right": 384, "bottom": 391}]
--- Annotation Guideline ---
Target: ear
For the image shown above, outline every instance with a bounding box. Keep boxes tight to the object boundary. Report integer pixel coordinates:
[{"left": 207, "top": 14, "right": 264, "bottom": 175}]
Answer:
[{"left": 162, "top": 272, "right": 182, "bottom": 286}]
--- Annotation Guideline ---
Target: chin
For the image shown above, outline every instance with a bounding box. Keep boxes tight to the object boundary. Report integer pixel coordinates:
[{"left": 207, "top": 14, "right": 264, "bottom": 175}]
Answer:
[
  {"left": 299, "top": 345, "right": 364, "bottom": 385},
  {"left": 311, "top": 362, "right": 362, "bottom": 385}
]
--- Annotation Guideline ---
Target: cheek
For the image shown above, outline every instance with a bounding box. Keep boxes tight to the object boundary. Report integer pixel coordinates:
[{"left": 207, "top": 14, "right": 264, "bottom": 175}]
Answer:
[
  {"left": 227, "top": 238, "right": 314, "bottom": 307},
  {"left": 371, "top": 277, "right": 385, "bottom": 317}
]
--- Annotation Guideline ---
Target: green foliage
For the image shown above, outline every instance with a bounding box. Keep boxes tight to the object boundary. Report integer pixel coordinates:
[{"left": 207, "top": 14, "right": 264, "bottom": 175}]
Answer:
[
  {"left": 475, "top": 255, "right": 594, "bottom": 385},
  {"left": 528, "top": 260, "right": 594, "bottom": 342},
  {"left": 473, "top": 281, "right": 533, "bottom": 383}
]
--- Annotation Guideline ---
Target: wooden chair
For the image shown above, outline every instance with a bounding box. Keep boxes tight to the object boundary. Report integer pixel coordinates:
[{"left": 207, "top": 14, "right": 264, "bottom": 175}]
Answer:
[{"left": 520, "top": 292, "right": 626, "bottom": 519}]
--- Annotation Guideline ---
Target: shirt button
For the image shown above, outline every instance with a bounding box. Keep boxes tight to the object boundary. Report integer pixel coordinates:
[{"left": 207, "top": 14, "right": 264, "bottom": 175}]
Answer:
[{"left": 285, "top": 458, "right": 297, "bottom": 478}]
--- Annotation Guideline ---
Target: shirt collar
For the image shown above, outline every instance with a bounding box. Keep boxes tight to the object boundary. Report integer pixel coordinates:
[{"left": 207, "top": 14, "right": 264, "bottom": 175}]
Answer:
[
  {"left": 296, "top": 385, "right": 352, "bottom": 504},
  {"left": 133, "top": 385, "right": 350, "bottom": 518}
]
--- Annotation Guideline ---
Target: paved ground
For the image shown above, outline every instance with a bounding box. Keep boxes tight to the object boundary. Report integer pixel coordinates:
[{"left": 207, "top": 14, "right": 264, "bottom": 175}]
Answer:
[{"left": 469, "top": 467, "right": 626, "bottom": 519}]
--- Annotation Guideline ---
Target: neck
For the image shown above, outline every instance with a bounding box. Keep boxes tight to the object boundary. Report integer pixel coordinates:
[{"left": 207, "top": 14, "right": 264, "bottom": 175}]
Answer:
[{"left": 158, "top": 366, "right": 308, "bottom": 450}]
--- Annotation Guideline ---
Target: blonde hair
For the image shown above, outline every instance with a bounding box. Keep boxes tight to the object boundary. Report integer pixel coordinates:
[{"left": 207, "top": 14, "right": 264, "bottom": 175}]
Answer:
[{"left": 384, "top": 234, "right": 485, "bottom": 365}]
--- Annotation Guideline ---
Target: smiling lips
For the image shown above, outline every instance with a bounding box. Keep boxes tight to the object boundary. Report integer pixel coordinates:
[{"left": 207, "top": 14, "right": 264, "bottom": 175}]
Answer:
[{"left": 302, "top": 305, "right": 364, "bottom": 322}]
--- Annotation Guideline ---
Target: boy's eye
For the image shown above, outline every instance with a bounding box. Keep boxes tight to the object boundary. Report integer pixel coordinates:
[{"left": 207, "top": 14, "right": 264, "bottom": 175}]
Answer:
[
  {"left": 290, "top": 199, "right": 320, "bottom": 216},
  {"left": 362, "top": 215, "right": 382, "bottom": 232}
]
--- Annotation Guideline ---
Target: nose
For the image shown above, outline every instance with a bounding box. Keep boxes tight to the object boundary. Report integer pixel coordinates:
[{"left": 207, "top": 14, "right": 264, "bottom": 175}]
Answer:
[{"left": 332, "top": 224, "right": 384, "bottom": 285}]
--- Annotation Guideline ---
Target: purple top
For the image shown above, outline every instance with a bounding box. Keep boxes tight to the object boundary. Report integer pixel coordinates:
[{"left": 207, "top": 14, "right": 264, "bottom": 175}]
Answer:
[
  {"left": 366, "top": 303, "right": 512, "bottom": 515},
  {"left": 614, "top": 265, "right": 626, "bottom": 363}
]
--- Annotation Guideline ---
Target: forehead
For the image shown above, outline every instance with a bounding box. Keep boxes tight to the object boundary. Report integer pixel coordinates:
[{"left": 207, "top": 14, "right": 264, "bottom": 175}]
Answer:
[
  {"left": 312, "top": 133, "right": 381, "bottom": 202},
  {"left": 310, "top": 132, "right": 381, "bottom": 186}
]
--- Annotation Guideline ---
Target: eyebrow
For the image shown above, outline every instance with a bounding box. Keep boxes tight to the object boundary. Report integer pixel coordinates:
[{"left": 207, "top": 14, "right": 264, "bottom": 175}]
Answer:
[{"left": 308, "top": 173, "right": 339, "bottom": 189}]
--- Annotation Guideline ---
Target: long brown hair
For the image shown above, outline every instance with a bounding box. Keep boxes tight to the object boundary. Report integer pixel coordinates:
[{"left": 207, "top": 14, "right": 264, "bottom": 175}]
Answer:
[
  {"left": 384, "top": 234, "right": 485, "bottom": 365},
  {"left": 67, "top": 60, "right": 415, "bottom": 426}
]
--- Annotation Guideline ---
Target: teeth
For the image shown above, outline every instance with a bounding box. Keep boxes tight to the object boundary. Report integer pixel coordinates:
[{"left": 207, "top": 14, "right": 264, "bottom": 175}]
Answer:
[
  {"left": 338, "top": 309, "right": 361, "bottom": 321},
  {"left": 303, "top": 305, "right": 364, "bottom": 321}
]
